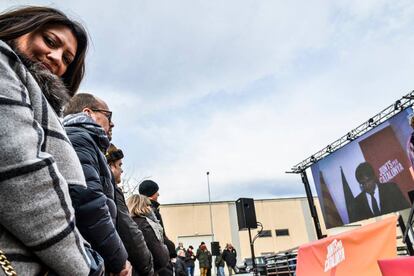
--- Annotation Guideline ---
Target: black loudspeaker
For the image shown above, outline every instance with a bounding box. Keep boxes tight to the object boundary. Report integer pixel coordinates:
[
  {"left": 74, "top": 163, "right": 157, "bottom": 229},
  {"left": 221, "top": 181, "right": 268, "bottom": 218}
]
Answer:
[
  {"left": 211, "top": 241, "right": 220, "bottom": 256},
  {"left": 236, "top": 198, "right": 257, "bottom": 230}
]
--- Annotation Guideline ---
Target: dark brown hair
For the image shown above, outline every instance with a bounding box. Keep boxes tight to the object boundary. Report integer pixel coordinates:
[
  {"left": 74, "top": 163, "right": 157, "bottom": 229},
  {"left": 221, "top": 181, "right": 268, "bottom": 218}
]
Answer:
[
  {"left": 0, "top": 6, "right": 88, "bottom": 94},
  {"left": 106, "top": 143, "right": 124, "bottom": 165}
]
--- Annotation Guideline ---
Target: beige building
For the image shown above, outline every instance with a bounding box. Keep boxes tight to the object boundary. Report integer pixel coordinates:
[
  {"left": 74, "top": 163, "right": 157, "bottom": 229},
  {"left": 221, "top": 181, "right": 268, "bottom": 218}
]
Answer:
[{"left": 160, "top": 196, "right": 328, "bottom": 262}]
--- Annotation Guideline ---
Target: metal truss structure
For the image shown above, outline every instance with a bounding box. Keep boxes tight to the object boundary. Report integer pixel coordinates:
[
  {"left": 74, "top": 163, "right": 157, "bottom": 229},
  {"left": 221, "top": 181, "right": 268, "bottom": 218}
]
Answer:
[{"left": 290, "top": 90, "right": 414, "bottom": 174}]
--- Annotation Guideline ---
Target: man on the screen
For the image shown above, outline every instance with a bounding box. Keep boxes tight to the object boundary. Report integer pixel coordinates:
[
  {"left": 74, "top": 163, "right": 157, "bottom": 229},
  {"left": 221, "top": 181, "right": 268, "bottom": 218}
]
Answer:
[{"left": 350, "top": 162, "right": 410, "bottom": 222}]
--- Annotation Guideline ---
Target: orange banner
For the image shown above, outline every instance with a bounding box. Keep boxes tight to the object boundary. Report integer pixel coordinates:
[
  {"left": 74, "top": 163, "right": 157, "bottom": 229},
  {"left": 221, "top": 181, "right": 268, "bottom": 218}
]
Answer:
[{"left": 296, "top": 216, "right": 397, "bottom": 276}]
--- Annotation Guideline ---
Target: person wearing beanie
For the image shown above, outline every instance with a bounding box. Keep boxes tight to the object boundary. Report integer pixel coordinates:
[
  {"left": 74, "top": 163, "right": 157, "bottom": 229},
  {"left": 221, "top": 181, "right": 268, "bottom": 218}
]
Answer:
[
  {"left": 139, "top": 180, "right": 162, "bottom": 227},
  {"left": 139, "top": 180, "right": 177, "bottom": 276},
  {"left": 106, "top": 144, "right": 154, "bottom": 276}
]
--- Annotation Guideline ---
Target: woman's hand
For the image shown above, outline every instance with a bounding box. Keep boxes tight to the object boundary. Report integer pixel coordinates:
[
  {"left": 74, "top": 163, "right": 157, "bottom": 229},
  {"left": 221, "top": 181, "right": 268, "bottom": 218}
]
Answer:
[{"left": 111, "top": 261, "right": 132, "bottom": 276}]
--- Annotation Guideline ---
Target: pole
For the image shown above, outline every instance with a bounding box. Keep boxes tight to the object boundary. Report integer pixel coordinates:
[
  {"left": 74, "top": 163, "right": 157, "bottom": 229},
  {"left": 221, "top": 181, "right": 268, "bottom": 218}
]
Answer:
[
  {"left": 301, "top": 170, "right": 323, "bottom": 239},
  {"left": 206, "top": 172, "right": 216, "bottom": 276},
  {"left": 248, "top": 227, "right": 257, "bottom": 276},
  {"left": 206, "top": 171, "right": 215, "bottom": 241}
]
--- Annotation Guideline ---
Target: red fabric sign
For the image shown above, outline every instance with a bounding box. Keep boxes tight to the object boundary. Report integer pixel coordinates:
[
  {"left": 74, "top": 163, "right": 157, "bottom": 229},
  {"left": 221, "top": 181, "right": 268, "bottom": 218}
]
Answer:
[{"left": 296, "top": 216, "right": 397, "bottom": 276}]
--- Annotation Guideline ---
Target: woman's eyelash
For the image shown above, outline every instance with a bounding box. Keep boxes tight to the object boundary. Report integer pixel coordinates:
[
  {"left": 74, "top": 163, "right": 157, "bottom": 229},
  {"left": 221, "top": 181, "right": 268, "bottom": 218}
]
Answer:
[
  {"left": 44, "top": 35, "right": 56, "bottom": 47},
  {"left": 63, "top": 55, "right": 72, "bottom": 65}
]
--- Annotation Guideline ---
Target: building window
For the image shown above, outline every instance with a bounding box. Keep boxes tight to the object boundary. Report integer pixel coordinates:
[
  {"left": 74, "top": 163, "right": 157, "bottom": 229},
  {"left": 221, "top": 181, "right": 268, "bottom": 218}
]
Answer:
[
  {"left": 275, "top": 229, "right": 290, "bottom": 236},
  {"left": 258, "top": 230, "right": 272, "bottom": 237}
]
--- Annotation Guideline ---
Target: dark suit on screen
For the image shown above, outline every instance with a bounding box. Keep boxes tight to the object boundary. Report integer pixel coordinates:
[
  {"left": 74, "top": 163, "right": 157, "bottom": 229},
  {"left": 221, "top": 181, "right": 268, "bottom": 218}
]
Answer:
[{"left": 349, "top": 182, "right": 410, "bottom": 222}]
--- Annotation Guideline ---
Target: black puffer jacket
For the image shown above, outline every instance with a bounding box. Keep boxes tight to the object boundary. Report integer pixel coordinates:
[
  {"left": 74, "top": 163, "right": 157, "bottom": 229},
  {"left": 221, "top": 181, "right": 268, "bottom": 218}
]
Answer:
[
  {"left": 174, "top": 257, "right": 187, "bottom": 276},
  {"left": 113, "top": 181, "right": 154, "bottom": 276},
  {"left": 63, "top": 113, "right": 128, "bottom": 273}
]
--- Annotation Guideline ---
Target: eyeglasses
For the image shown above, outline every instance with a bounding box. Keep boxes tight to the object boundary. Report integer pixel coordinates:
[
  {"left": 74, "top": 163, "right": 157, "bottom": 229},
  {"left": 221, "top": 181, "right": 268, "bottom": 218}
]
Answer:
[{"left": 91, "top": 108, "right": 112, "bottom": 122}]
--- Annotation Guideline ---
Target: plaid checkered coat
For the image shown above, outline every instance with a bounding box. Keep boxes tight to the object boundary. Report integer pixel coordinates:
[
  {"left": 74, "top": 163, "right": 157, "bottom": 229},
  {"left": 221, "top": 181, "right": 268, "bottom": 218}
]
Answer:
[{"left": 0, "top": 40, "right": 90, "bottom": 275}]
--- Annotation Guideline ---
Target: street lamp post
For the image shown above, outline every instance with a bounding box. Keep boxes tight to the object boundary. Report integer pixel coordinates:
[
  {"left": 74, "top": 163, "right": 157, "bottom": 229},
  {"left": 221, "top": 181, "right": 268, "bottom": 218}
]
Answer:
[
  {"left": 206, "top": 171, "right": 216, "bottom": 275},
  {"left": 206, "top": 171, "right": 214, "bottom": 242}
]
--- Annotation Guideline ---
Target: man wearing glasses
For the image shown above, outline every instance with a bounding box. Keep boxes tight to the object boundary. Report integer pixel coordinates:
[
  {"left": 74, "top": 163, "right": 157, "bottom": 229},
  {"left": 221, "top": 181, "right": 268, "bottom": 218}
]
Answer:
[{"left": 62, "top": 93, "right": 132, "bottom": 276}]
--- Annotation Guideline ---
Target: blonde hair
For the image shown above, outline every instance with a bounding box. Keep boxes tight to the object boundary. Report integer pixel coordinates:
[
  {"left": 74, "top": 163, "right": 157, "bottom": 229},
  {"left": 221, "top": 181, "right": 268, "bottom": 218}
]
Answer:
[{"left": 127, "top": 194, "right": 152, "bottom": 217}]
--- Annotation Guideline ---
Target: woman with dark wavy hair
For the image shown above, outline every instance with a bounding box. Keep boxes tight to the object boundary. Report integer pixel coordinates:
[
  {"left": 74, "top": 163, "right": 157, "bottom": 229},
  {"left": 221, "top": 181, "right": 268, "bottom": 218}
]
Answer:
[
  {"left": 0, "top": 6, "right": 88, "bottom": 94},
  {"left": 0, "top": 6, "right": 99, "bottom": 275}
]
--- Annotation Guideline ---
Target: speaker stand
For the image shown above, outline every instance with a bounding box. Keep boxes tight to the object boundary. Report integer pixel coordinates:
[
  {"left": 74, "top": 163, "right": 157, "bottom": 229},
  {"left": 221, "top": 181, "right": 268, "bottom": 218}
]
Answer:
[{"left": 248, "top": 227, "right": 258, "bottom": 276}]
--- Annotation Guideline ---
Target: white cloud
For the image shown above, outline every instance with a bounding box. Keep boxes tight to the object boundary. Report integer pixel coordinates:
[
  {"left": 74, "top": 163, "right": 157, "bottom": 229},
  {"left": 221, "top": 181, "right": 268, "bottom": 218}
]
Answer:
[{"left": 2, "top": 0, "right": 414, "bottom": 203}]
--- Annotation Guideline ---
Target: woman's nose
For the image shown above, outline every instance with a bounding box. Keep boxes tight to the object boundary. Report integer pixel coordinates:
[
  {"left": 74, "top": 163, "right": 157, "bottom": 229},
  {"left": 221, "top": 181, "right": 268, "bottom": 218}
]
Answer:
[{"left": 47, "top": 50, "right": 64, "bottom": 73}]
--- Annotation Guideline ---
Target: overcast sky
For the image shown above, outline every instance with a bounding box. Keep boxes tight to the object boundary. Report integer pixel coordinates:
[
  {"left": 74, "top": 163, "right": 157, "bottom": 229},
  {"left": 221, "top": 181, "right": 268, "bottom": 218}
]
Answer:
[{"left": 3, "top": 0, "right": 414, "bottom": 203}]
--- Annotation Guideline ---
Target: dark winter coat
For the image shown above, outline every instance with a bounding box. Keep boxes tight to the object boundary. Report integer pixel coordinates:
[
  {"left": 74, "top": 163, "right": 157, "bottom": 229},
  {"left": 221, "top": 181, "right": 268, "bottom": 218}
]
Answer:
[
  {"left": 63, "top": 113, "right": 128, "bottom": 273},
  {"left": 148, "top": 198, "right": 177, "bottom": 276},
  {"left": 150, "top": 199, "right": 164, "bottom": 228},
  {"left": 113, "top": 179, "right": 154, "bottom": 276},
  {"left": 222, "top": 248, "right": 237, "bottom": 267},
  {"left": 175, "top": 256, "right": 188, "bottom": 276},
  {"left": 158, "top": 262, "right": 174, "bottom": 276},
  {"left": 196, "top": 248, "right": 211, "bottom": 268},
  {"left": 185, "top": 249, "right": 196, "bottom": 267},
  {"left": 215, "top": 254, "right": 225, "bottom": 267},
  {"left": 132, "top": 214, "right": 169, "bottom": 273}
]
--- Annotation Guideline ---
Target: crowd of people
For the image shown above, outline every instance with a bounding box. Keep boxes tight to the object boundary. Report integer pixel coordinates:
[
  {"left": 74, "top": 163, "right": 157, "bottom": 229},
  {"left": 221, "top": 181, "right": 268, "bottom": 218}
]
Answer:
[
  {"left": 0, "top": 5, "right": 240, "bottom": 276},
  {"left": 174, "top": 243, "right": 238, "bottom": 276}
]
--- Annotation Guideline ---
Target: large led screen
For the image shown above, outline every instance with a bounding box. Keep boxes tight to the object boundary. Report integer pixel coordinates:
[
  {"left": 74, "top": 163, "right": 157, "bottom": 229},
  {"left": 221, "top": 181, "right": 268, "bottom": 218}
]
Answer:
[{"left": 311, "top": 108, "right": 414, "bottom": 228}]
